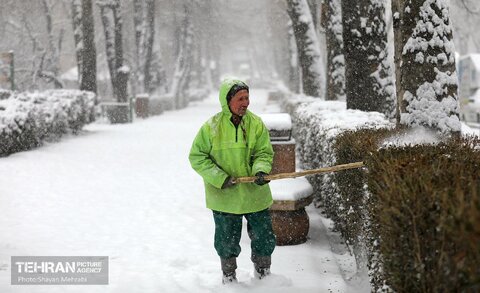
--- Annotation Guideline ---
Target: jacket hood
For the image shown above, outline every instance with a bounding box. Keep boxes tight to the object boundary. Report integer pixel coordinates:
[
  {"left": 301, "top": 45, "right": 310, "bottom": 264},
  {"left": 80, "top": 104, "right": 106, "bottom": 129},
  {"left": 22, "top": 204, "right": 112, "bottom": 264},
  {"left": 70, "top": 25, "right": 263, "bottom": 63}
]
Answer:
[{"left": 218, "top": 79, "right": 248, "bottom": 115}]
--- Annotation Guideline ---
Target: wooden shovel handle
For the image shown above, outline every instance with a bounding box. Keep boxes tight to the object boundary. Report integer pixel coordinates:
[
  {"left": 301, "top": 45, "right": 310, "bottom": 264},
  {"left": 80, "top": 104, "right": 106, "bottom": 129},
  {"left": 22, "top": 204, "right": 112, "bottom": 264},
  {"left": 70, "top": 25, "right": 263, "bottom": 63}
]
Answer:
[{"left": 232, "top": 161, "right": 364, "bottom": 184}]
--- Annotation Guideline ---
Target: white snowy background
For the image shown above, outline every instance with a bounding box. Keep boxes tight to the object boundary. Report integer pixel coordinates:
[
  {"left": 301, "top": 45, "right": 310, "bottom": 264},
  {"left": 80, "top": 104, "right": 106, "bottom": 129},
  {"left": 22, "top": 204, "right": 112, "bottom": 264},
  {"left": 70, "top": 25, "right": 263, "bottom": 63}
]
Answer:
[{"left": 0, "top": 89, "right": 374, "bottom": 293}]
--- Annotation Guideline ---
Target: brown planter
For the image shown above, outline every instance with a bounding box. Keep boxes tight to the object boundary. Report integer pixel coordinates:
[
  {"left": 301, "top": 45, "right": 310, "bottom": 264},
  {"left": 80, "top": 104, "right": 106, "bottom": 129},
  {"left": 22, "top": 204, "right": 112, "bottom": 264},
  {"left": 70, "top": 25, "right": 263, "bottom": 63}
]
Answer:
[
  {"left": 271, "top": 142, "right": 295, "bottom": 174},
  {"left": 135, "top": 96, "right": 149, "bottom": 118},
  {"left": 271, "top": 208, "right": 310, "bottom": 246}
]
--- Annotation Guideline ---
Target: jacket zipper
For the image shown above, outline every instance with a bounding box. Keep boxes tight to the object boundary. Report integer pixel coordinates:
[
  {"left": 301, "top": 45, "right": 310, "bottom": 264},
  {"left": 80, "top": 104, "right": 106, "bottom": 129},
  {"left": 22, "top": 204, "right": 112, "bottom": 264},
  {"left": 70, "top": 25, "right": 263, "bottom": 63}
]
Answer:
[{"left": 235, "top": 125, "right": 238, "bottom": 142}]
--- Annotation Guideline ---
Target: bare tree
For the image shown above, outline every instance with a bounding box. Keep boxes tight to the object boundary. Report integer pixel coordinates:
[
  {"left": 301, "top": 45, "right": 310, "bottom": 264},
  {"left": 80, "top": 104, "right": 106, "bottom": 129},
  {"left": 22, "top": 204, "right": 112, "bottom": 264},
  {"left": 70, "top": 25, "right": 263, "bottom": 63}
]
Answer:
[
  {"left": 25, "top": 0, "right": 66, "bottom": 89},
  {"left": 142, "top": 0, "right": 155, "bottom": 93},
  {"left": 170, "top": 2, "right": 194, "bottom": 109},
  {"left": 459, "top": 0, "right": 480, "bottom": 14},
  {"left": 288, "top": 21, "right": 301, "bottom": 93},
  {"left": 81, "top": 0, "right": 97, "bottom": 95},
  {"left": 286, "top": 0, "right": 323, "bottom": 97},
  {"left": 41, "top": 0, "right": 61, "bottom": 86},
  {"left": 96, "top": 0, "right": 129, "bottom": 103},
  {"left": 341, "top": 0, "right": 395, "bottom": 116},
  {"left": 306, "top": 0, "right": 319, "bottom": 30},
  {"left": 191, "top": 0, "right": 217, "bottom": 91},
  {"left": 133, "top": 0, "right": 167, "bottom": 95},
  {"left": 392, "top": 0, "right": 459, "bottom": 133},
  {"left": 72, "top": 0, "right": 83, "bottom": 85},
  {"left": 325, "top": 0, "right": 345, "bottom": 101},
  {"left": 72, "top": 0, "right": 97, "bottom": 96},
  {"left": 133, "top": 0, "right": 143, "bottom": 88}
]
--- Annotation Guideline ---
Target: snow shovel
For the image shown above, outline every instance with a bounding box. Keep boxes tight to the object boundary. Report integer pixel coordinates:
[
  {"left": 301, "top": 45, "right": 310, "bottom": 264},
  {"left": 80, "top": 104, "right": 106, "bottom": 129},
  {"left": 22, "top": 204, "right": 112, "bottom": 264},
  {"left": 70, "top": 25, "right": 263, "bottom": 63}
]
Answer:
[{"left": 232, "top": 161, "right": 365, "bottom": 184}]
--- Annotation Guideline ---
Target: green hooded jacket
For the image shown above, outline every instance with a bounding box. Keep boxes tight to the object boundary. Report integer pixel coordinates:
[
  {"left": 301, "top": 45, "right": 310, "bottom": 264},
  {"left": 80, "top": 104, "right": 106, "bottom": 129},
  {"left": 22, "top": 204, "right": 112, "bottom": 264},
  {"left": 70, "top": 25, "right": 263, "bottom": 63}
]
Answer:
[{"left": 189, "top": 79, "right": 274, "bottom": 214}]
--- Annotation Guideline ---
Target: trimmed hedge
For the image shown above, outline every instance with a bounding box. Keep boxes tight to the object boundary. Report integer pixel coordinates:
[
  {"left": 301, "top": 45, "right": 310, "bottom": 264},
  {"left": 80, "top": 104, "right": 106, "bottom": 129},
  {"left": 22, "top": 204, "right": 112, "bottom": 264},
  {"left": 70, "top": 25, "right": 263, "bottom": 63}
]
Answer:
[
  {"left": 324, "top": 128, "right": 480, "bottom": 292},
  {"left": 281, "top": 94, "right": 479, "bottom": 291},
  {"left": 0, "top": 89, "right": 95, "bottom": 156},
  {"left": 367, "top": 137, "right": 480, "bottom": 292},
  {"left": 334, "top": 127, "right": 411, "bottom": 288},
  {"left": 281, "top": 95, "right": 393, "bottom": 274}
]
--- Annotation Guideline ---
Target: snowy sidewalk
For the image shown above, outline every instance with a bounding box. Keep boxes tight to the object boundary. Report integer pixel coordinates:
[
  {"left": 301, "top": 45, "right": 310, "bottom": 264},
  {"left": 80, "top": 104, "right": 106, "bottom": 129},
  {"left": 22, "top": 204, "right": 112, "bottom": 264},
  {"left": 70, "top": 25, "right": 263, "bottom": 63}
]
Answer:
[{"left": 0, "top": 89, "right": 364, "bottom": 292}]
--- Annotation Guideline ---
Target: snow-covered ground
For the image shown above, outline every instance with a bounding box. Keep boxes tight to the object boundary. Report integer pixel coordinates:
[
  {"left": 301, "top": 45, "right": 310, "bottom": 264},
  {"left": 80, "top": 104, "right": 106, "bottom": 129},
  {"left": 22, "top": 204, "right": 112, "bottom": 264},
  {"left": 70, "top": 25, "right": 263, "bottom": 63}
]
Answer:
[{"left": 0, "top": 89, "right": 365, "bottom": 292}]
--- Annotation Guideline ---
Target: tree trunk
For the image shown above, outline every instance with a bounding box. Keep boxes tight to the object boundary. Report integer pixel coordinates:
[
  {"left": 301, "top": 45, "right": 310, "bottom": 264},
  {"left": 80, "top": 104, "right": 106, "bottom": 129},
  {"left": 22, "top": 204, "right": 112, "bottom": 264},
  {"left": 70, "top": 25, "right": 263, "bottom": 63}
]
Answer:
[
  {"left": 288, "top": 22, "right": 301, "bottom": 93},
  {"left": 307, "top": 0, "right": 319, "bottom": 29},
  {"left": 392, "top": 0, "right": 403, "bottom": 125},
  {"left": 81, "top": 0, "right": 97, "bottom": 96},
  {"left": 133, "top": 0, "right": 163, "bottom": 95},
  {"left": 171, "top": 3, "right": 193, "bottom": 109},
  {"left": 325, "top": 0, "right": 345, "bottom": 101},
  {"left": 286, "top": 0, "right": 323, "bottom": 97},
  {"left": 341, "top": 0, "right": 395, "bottom": 115},
  {"left": 72, "top": 0, "right": 83, "bottom": 86},
  {"left": 395, "top": 0, "right": 460, "bottom": 133},
  {"left": 98, "top": 5, "right": 115, "bottom": 90},
  {"left": 40, "top": 0, "right": 63, "bottom": 89},
  {"left": 143, "top": 0, "right": 155, "bottom": 93},
  {"left": 133, "top": 0, "right": 144, "bottom": 93},
  {"left": 98, "top": 0, "right": 128, "bottom": 103}
]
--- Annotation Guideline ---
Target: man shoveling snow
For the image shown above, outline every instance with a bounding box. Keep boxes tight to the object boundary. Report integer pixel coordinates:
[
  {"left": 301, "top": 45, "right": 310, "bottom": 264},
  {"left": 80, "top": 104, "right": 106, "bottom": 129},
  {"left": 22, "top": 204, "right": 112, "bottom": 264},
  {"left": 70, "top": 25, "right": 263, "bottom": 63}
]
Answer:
[{"left": 189, "top": 79, "right": 276, "bottom": 284}]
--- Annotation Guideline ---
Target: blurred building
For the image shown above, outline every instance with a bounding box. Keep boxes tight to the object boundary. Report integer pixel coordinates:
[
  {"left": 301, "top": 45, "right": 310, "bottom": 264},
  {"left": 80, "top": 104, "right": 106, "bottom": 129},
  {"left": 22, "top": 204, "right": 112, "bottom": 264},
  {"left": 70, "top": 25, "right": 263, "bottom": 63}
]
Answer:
[{"left": 458, "top": 54, "right": 480, "bottom": 123}]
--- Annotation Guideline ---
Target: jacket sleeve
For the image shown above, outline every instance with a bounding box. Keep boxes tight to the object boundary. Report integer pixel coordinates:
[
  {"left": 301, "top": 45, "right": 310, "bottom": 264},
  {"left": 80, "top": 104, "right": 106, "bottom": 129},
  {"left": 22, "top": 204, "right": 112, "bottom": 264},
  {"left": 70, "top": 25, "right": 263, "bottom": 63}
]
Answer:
[
  {"left": 251, "top": 121, "right": 274, "bottom": 175},
  {"left": 189, "top": 124, "right": 229, "bottom": 189}
]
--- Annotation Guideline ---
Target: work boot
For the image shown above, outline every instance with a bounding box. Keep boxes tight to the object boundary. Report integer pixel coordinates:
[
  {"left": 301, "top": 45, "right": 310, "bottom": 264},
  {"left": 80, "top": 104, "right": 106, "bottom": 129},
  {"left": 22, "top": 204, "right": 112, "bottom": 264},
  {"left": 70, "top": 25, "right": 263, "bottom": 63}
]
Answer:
[
  {"left": 254, "top": 267, "right": 271, "bottom": 279},
  {"left": 221, "top": 257, "right": 238, "bottom": 285},
  {"left": 252, "top": 255, "right": 271, "bottom": 280},
  {"left": 222, "top": 271, "right": 238, "bottom": 284}
]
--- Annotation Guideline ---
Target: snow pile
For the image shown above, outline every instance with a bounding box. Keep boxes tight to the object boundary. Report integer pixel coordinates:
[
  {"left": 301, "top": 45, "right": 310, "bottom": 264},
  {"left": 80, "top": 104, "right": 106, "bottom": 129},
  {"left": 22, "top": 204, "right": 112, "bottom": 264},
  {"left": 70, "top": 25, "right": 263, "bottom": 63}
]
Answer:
[
  {"left": 260, "top": 113, "right": 292, "bottom": 131},
  {"left": 270, "top": 177, "right": 313, "bottom": 201},
  {"left": 0, "top": 89, "right": 95, "bottom": 156},
  {"left": 381, "top": 126, "right": 441, "bottom": 148}
]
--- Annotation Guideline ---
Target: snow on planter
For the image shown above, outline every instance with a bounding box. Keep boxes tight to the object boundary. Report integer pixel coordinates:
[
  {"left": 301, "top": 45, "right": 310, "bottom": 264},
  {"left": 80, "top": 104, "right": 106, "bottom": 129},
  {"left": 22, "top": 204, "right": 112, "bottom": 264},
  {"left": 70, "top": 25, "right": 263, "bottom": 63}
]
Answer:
[
  {"left": 260, "top": 113, "right": 292, "bottom": 141},
  {"left": 270, "top": 177, "right": 314, "bottom": 202}
]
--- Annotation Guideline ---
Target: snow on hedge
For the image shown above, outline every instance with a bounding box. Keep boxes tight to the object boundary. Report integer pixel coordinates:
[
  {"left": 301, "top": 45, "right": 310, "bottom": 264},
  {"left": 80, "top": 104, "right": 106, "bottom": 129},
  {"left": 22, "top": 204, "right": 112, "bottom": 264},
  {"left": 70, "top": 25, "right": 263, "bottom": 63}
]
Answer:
[
  {"left": 0, "top": 89, "right": 95, "bottom": 156},
  {"left": 281, "top": 94, "right": 394, "bottom": 203}
]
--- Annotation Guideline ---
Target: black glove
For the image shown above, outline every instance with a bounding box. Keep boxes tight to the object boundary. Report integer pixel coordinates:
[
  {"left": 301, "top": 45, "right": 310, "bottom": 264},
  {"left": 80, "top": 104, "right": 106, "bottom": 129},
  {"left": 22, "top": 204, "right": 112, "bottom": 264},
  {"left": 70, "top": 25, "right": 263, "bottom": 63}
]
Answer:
[
  {"left": 222, "top": 176, "right": 236, "bottom": 189},
  {"left": 254, "top": 172, "right": 270, "bottom": 186}
]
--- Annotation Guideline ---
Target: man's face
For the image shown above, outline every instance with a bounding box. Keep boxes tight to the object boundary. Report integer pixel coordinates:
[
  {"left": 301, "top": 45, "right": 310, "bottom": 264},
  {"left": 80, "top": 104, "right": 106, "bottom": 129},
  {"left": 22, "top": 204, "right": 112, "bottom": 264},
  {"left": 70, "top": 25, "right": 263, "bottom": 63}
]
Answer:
[{"left": 228, "top": 89, "right": 249, "bottom": 116}]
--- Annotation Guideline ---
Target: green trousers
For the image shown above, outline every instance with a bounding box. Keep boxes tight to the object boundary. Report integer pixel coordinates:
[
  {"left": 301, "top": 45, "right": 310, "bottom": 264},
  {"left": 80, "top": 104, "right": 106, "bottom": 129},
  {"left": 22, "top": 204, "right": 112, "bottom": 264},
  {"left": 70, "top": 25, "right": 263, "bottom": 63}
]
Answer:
[{"left": 212, "top": 208, "right": 276, "bottom": 260}]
